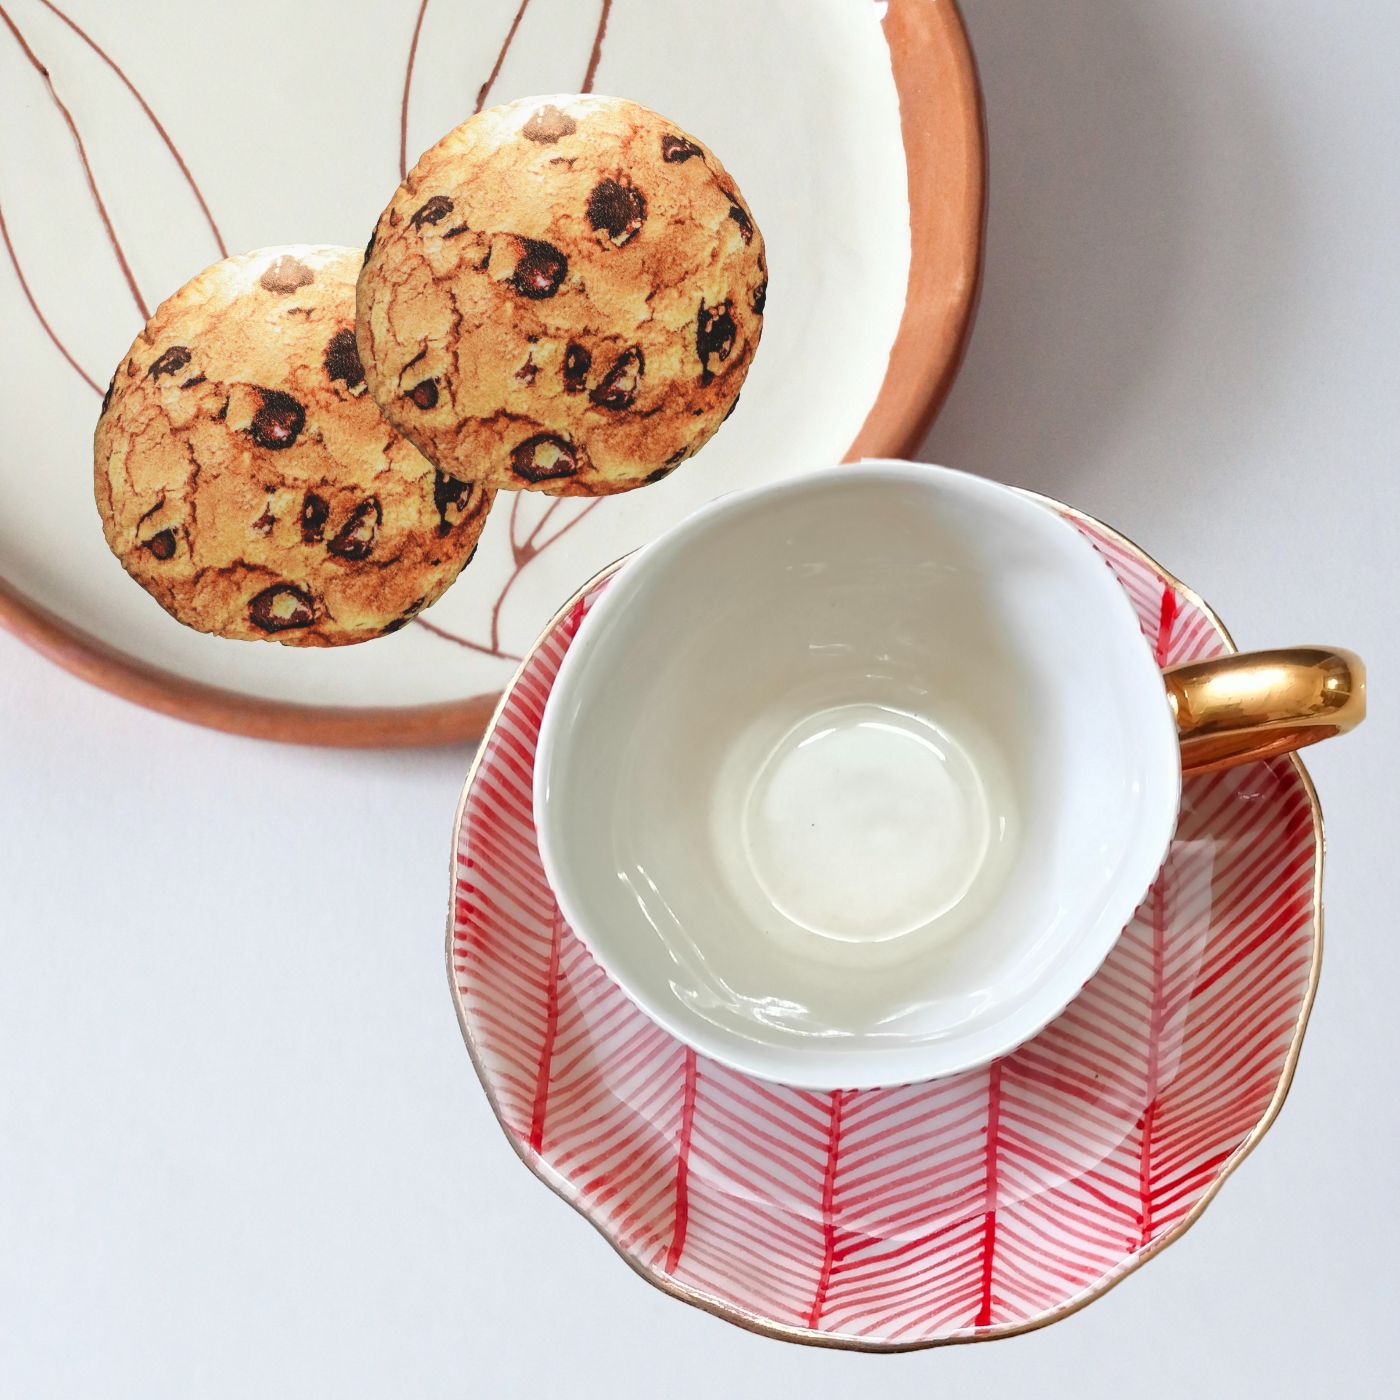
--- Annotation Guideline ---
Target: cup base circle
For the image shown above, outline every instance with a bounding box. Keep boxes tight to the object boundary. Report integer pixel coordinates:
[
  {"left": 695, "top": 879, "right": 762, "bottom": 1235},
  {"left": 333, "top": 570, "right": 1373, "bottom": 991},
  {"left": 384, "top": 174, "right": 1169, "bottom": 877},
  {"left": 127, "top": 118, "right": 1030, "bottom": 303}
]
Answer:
[{"left": 738, "top": 703, "right": 992, "bottom": 946}]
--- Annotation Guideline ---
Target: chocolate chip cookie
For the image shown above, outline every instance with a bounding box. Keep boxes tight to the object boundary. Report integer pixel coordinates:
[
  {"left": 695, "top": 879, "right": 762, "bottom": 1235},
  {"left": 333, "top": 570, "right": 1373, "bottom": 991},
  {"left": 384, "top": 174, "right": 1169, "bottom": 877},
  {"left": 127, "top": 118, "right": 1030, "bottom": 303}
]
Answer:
[
  {"left": 95, "top": 246, "right": 493, "bottom": 645},
  {"left": 357, "top": 96, "right": 766, "bottom": 496}
]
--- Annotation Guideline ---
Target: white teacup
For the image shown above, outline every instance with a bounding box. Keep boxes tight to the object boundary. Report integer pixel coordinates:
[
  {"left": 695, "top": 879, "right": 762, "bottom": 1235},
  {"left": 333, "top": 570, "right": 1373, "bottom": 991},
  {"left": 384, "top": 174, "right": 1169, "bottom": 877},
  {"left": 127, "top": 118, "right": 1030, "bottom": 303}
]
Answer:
[{"left": 533, "top": 462, "right": 1363, "bottom": 1088}]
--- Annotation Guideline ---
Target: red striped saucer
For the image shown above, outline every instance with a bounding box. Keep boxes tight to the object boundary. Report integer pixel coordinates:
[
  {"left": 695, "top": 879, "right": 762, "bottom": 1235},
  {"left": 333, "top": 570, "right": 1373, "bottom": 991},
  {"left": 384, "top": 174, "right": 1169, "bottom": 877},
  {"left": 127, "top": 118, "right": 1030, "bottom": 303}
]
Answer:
[{"left": 446, "top": 499, "right": 1322, "bottom": 1349}]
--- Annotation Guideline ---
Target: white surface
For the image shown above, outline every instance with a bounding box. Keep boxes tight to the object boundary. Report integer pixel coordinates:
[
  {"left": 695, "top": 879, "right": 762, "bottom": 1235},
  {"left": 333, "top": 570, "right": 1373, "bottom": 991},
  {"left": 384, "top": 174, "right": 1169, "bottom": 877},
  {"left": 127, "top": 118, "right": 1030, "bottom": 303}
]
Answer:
[
  {"left": 1, "top": 0, "right": 1396, "bottom": 1395},
  {"left": 536, "top": 464, "right": 1180, "bottom": 1086},
  {"left": 0, "top": 0, "right": 907, "bottom": 706}
]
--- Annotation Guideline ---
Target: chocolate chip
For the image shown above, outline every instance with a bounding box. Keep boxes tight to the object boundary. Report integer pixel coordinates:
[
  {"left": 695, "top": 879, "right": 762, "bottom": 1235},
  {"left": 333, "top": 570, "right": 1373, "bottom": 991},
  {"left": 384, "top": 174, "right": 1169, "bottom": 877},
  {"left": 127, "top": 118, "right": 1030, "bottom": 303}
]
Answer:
[
  {"left": 407, "top": 378, "right": 439, "bottom": 409},
  {"left": 248, "top": 583, "right": 315, "bottom": 633},
  {"left": 259, "top": 255, "right": 314, "bottom": 294},
  {"left": 727, "top": 203, "right": 754, "bottom": 244},
  {"left": 100, "top": 374, "right": 116, "bottom": 415},
  {"left": 589, "top": 347, "right": 644, "bottom": 410},
  {"left": 410, "top": 195, "right": 454, "bottom": 229},
  {"left": 327, "top": 498, "right": 381, "bottom": 561},
  {"left": 148, "top": 346, "right": 191, "bottom": 380},
  {"left": 723, "top": 393, "right": 740, "bottom": 422},
  {"left": 696, "top": 301, "right": 737, "bottom": 383},
  {"left": 364, "top": 227, "right": 377, "bottom": 262},
  {"left": 665, "top": 446, "right": 690, "bottom": 466},
  {"left": 433, "top": 470, "right": 474, "bottom": 535},
  {"left": 181, "top": 374, "right": 206, "bottom": 389},
  {"left": 587, "top": 179, "right": 647, "bottom": 247},
  {"left": 510, "top": 433, "right": 579, "bottom": 484},
  {"left": 752, "top": 280, "right": 767, "bottom": 316},
  {"left": 512, "top": 239, "right": 568, "bottom": 299},
  {"left": 562, "top": 342, "right": 592, "bottom": 393},
  {"left": 249, "top": 389, "right": 305, "bottom": 450},
  {"left": 645, "top": 464, "right": 677, "bottom": 484},
  {"left": 323, "top": 329, "right": 365, "bottom": 391},
  {"left": 661, "top": 133, "right": 704, "bottom": 163},
  {"left": 252, "top": 509, "right": 276, "bottom": 536},
  {"left": 300, "top": 492, "right": 329, "bottom": 543},
  {"left": 142, "top": 529, "right": 177, "bottom": 560},
  {"left": 382, "top": 594, "right": 429, "bottom": 635},
  {"left": 444, "top": 222, "right": 471, "bottom": 239},
  {"left": 515, "top": 358, "right": 537, "bottom": 384},
  {"left": 523, "top": 105, "right": 577, "bottom": 143}
]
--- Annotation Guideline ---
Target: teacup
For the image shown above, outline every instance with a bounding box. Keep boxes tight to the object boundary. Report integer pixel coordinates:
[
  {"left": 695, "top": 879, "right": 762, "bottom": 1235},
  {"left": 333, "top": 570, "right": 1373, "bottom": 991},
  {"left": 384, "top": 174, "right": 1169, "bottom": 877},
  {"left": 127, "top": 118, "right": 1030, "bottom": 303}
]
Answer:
[{"left": 533, "top": 462, "right": 1364, "bottom": 1088}]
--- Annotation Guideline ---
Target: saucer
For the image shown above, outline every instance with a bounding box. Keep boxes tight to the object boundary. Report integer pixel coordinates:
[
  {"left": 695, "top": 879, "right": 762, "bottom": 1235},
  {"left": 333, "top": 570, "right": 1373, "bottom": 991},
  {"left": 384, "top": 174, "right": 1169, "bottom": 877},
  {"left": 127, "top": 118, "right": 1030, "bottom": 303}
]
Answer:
[
  {"left": 0, "top": 0, "right": 982, "bottom": 745},
  {"left": 447, "top": 496, "right": 1321, "bottom": 1348}
]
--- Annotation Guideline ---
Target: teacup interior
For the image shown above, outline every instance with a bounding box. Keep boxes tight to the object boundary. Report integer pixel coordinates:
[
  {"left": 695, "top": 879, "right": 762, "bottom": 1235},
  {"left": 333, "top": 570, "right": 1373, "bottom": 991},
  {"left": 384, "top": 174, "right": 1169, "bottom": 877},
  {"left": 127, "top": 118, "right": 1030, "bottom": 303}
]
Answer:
[{"left": 536, "top": 463, "right": 1179, "bottom": 1085}]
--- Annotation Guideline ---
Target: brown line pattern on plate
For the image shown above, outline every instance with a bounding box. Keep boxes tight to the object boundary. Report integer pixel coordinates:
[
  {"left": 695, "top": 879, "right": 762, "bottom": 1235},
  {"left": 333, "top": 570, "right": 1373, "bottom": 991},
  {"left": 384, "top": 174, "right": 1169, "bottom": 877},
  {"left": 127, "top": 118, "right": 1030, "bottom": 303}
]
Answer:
[
  {"left": 486, "top": 493, "right": 599, "bottom": 654},
  {"left": 398, "top": 0, "right": 430, "bottom": 180},
  {"left": 0, "top": 197, "right": 100, "bottom": 392},
  {"left": 0, "top": 2, "right": 150, "bottom": 318},
  {"left": 475, "top": 0, "right": 532, "bottom": 115},
  {"left": 414, "top": 614, "right": 523, "bottom": 662},
  {"left": 37, "top": 0, "right": 228, "bottom": 257},
  {"left": 582, "top": 0, "right": 613, "bottom": 92},
  {"left": 507, "top": 491, "right": 528, "bottom": 558}
]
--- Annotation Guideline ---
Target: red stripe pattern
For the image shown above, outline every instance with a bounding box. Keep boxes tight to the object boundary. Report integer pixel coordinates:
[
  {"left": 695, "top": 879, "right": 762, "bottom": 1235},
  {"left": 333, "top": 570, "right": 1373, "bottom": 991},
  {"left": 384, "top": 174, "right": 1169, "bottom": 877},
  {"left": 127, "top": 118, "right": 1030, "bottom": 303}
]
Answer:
[{"left": 450, "top": 514, "right": 1320, "bottom": 1346}]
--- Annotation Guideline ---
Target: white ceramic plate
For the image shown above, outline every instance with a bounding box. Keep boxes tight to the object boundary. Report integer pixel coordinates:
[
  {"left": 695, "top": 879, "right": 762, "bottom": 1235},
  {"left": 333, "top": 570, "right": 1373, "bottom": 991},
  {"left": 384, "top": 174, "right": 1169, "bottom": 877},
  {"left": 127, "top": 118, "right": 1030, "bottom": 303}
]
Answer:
[{"left": 0, "top": 0, "right": 982, "bottom": 743}]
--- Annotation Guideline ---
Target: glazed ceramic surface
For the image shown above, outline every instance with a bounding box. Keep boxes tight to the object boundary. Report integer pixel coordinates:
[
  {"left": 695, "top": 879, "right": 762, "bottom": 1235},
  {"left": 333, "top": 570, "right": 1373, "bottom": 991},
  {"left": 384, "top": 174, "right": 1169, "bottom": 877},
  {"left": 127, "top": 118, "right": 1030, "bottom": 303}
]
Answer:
[
  {"left": 448, "top": 503, "right": 1321, "bottom": 1347},
  {"left": 534, "top": 465, "right": 1181, "bottom": 1088},
  {"left": 0, "top": 0, "right": 983, "bottom": 743}
]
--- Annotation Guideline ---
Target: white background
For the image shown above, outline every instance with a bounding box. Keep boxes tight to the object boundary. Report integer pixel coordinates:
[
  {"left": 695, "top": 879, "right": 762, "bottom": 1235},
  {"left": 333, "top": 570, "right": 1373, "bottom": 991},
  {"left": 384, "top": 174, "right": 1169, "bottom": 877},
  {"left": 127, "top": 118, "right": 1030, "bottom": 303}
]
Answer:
[{"left": 2, "top": 0, "right": 1397, "bottom": 1394}]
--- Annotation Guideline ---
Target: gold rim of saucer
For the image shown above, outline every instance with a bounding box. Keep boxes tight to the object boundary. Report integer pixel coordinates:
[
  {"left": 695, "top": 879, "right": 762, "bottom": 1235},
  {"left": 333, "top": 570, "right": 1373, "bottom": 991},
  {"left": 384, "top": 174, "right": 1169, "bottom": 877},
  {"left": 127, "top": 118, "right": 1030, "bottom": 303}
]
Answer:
[{"left": 443, "top": 491, "right": 1324, "bottom": 1351}]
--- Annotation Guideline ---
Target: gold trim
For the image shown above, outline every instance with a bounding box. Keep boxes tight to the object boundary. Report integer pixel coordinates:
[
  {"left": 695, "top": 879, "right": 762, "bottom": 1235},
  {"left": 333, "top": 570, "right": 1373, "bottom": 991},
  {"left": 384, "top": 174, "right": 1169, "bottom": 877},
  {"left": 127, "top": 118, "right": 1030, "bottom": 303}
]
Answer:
[
  {"left": 1164, "top": 646, "right": 1365, "bottom": 775},
  {"left": 443, "top": 497, "right": 1326, "bottom": 1351}
]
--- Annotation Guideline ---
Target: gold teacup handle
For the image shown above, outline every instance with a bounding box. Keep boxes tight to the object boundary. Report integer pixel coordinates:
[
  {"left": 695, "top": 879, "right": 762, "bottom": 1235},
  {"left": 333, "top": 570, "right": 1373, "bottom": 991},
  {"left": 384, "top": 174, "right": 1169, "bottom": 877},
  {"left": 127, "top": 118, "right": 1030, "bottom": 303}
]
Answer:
[{"left": 1163, "top": 647, "right": 1366, "bottom": 776}]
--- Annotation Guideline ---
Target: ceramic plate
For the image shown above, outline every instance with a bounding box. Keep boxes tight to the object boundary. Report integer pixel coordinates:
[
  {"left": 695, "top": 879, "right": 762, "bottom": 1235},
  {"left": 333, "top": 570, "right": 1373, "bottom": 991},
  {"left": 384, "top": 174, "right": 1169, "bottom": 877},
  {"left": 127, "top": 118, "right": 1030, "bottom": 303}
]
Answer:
[
  {"left": 0, "top": 0, "right": 983, "bottom": 744},
  {"left": 447, "top": 497, "right": 1322, "bottom": 1349}
]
